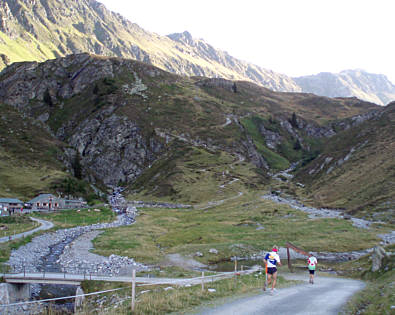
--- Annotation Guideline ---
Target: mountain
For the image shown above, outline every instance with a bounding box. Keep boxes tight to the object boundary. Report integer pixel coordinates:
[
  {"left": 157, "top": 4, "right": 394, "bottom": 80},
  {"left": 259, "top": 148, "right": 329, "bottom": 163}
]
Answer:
[
  {"left": 0, "top": 0, "right": 300, "bottom": 92},
  {"left": 1, "top": 53, "right": 389, "bottom": 216},
  {"left": 295, "top": 102, "right": 395, "bottom": 218},
  {"left": 1, "top": 0, "right": 394, "bottom": 106},
  {"left": 294, "top": 70, "right": 395, "bottom": 106}
]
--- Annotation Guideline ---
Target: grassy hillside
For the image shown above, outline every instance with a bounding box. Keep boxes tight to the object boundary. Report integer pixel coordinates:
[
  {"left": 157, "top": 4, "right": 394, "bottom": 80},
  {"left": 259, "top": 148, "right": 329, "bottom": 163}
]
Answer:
[
  {"left": 296, "top": 103, "right": 395, "bottom": 218},
  {"left": 0, "top": 102, "right": 99, "bottom": 201},
  {"left": 0, "top": 54, "right": 389, "bottom": 217},
  {"left": 200, "top": 81, "right": 378, "bottom": 123},
  {"left": 0, "top": 103, "right": 68, "bottom": 199}
]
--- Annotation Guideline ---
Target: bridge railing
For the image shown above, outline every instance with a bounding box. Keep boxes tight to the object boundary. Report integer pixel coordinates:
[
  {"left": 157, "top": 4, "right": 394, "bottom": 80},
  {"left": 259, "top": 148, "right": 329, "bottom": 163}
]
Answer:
[{"left": 1, "top": 263, "right": 141, "bottom": 279}]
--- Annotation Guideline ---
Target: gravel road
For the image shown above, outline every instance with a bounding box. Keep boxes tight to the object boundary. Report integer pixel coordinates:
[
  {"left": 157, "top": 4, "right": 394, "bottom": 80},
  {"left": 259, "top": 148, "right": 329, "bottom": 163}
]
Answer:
[
  {"left": 0, "top": 217, "right": 54, "bottom": 243},
  {"left": 192, "top": 273, "right": 365, "bottom": 315}
]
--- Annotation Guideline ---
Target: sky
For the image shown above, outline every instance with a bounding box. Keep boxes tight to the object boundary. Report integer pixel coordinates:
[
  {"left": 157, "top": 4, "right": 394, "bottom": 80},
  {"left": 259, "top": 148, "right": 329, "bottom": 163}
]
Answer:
[{"left": 98, "top": 0, "right": 395, "bottom": 83}]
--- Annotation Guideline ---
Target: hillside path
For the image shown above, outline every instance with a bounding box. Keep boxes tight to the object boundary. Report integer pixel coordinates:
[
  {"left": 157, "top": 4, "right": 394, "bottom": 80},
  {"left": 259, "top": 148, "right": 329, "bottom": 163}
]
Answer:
[
  {"left": 0, "top": 217, "right": 53, "bottom": 243},
  {"left": 192, "top": 273, "right": 364, "bottom": 315}
]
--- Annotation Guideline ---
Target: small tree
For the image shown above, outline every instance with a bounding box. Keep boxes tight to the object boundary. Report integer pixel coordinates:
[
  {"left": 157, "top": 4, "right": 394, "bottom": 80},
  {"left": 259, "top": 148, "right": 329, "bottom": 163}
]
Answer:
[
  {"left": 72, "top": 151, "right": 83, "bottom": 180},
  {"left": 290, "top": 112, "right": 298, "bottom": 128},
  {"left": 294, "top": 138, "right": 302, "bottom": 150},
  {"left": 232, "top": 82, "right": 237, "bottom": 93},
  {"left": 93, "top": 84, "right": 99, "bottom": 95},
  {"left": 43, "top": 88, "right": 53, "bottom": 107}
]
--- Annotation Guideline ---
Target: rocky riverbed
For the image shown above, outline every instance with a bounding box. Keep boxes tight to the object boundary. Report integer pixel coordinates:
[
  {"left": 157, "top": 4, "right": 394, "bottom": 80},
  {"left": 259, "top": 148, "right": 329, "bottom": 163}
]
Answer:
[
  {"left": 8, "top": 213, "right": 139, "bottom": 274},
  {"left": 59, "top": 230, "right": 148, "bottom": 276},
  {"left": 226, "top": 246, "right": 374, "bottom": 263},
  {"left": 262, "top": 194, "right": 394, "bottom": 245}
]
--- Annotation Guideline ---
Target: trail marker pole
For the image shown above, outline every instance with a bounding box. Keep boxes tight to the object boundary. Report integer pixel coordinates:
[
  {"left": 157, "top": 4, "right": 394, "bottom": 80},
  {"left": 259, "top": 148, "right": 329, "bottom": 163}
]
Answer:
[
  {"left": 131, "top": 269, "right": 136, "bottom": 312},
  {"left": 201, "top": 271, "right": 205, "bottom": 291},
  {"left": 263, "top": 262, "right": 268, "bottom": 291}
]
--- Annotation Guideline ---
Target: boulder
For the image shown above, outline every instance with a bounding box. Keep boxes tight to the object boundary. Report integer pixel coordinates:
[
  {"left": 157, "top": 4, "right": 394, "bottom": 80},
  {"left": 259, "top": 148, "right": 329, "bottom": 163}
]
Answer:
[
  {"left": 371, "top": 245, "right": 387, "bottom": 272},
  {"left": 74, "top": 286, "right": 85, "bottom": 312},
  {"left": 0, "top": 283, "right": 10, "bottom": 305}
]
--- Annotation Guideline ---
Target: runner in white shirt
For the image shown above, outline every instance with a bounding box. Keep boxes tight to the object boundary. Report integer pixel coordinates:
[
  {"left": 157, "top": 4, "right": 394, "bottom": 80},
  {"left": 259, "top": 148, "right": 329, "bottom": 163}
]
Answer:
[
  {"left": 264, "top": 245, "right": 282, "bottom": 293},
  {"left": 307, "top": 253, "right": 318, "bottom": 284}
]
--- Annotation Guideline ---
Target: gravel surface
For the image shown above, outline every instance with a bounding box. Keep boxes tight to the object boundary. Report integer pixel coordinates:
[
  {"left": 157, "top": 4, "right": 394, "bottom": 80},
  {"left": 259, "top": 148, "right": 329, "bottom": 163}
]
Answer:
[
  {"left": 59, "top": 230, "right": 148, "bottom": 275},
  {"left": 191, "top": 273, "right": 365, "bottom": 315},
  {"left": 7, "top": 213, "right": 137, "bottom": 274}
]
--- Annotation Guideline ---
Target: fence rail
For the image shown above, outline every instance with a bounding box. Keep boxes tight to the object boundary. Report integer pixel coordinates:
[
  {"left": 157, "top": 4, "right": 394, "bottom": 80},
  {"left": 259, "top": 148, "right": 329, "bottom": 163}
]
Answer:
[{"left": 1, "top": 262, "right": 261, "bottom": 312}]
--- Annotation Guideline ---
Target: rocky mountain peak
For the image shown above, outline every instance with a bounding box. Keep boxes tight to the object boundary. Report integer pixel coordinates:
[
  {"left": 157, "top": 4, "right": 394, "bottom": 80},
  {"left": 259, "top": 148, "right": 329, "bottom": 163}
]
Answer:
[
  {"left": 0, "top": 0, "right": 301, "bottom": 93},
  {"left": 294, "top": 70, "right": 395, "bottom": 105},
  {"left": 0, "top": 0, "right": 15, "bottom": 37},
  {"left": 0, "top": 0, "right": 393, "bottom": 104},
  {"left": 167, "top": 31, "right": 195, "bottom": 46}
]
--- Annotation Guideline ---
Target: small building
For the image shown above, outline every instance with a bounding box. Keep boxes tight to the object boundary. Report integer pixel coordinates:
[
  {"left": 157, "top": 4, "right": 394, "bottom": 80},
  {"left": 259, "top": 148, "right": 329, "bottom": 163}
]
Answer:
[
  {"left": 28, "top": 194, "right": 63, "bottom": 211},
  {"left": 0, "top": 198, "right": 24, "bottom": 215},
  {"left": 28, "top": 194, "right": 87, "bottom": 211},
  {"left": 63, "top": 199, "right": 87, "bottom": 209}
]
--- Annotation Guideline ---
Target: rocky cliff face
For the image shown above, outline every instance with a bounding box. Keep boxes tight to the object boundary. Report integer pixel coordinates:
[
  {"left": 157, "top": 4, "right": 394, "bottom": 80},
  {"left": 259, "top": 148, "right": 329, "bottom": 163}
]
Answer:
[
  {"left": 294, "top": 70, "right": 395, "bottom": 106},
  {"left": 0, "top": 53, "right": 165, "bottom": 188},
  {"left": 68, "top": 114, "right": 162, "bottom": 187}
]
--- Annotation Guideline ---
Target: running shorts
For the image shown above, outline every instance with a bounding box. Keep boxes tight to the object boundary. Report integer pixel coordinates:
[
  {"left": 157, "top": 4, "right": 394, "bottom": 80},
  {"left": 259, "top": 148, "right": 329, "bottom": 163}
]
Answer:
[{"left": 267, "top": 267, "right": 277, "bottom": 274}]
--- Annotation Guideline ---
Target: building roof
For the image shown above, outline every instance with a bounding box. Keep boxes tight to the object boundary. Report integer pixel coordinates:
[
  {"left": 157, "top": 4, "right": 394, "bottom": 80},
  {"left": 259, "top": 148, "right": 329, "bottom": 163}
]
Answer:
[
  {"left": 28, "top": 194, "right": 56, "bottom": 203},
  {"left": 0, "top": 198, "right": 24, "bottom": 204}
]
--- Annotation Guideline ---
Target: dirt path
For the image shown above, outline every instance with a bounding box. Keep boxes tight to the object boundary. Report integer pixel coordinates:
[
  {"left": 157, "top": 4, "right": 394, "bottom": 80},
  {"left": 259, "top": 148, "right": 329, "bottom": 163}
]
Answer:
[
  {"left": 160, "top": 253, "right": 207, "bottom": 270},
  {"left": 191, "top": 273, "right": 364, "bottom": 315}
]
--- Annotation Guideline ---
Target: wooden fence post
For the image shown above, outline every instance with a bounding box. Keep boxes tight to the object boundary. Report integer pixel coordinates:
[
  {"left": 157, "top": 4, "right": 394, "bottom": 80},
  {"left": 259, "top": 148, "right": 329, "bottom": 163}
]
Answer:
[
  {"left": 131, "top": 269, "right": 136, "bottom": 312},
  {"left": 201, "top": 271, "right": 205, "bottom": 291},
  {"left": 234, "top": 258, "right": 237, "bottom": 272},
  {"left": 287, "top": 246, "right": 293, "bottom": 272}
]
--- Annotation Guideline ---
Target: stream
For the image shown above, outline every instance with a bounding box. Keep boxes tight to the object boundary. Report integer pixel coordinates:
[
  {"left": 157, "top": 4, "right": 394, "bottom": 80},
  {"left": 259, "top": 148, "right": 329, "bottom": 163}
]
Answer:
[{"left": 5, "top": 189, "right": 137, "bottom": 314}]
